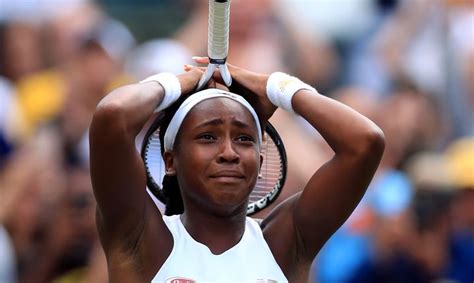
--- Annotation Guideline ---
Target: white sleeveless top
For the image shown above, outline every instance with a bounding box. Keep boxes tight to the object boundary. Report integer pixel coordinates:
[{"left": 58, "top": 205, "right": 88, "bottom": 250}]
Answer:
[{"left": 151, "top": 215, "right": 288, "bottom": 283}]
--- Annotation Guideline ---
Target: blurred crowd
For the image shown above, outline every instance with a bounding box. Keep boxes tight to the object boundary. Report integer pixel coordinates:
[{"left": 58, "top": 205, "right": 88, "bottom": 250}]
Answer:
[{"left": 0, "top": 0, "right": 472, "bottom": 282}]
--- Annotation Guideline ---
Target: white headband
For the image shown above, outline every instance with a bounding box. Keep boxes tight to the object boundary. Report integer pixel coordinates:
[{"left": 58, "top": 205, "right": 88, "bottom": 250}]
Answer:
[{"left": 163, "top": 88, "right": 262, "bottom": 151}]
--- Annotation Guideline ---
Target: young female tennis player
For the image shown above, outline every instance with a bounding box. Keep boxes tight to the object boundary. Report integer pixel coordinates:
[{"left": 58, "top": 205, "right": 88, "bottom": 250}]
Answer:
[{"left": 89, "top": 59, "right": 385, "bottom": 282}]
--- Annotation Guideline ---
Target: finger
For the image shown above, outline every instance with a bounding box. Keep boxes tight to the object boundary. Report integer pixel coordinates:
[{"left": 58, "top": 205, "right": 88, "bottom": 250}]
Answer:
[
  {"left": 184, "top": 64, "right": 206, "bottom": 72},
  {"left": 184, "top": 68, "right": 205, "bottom": 80},
  {"left": 223, "top": 62, "right": 243, "bottom": 76},
  {"left": 184, "top": 64, "right": 193, "bottom": 72},
  {"left": 211, "top": 63, "right": 243, "bottom": 84},
  {"left": 192, "top": 56, "right": 210, "bottom": 65},
  {"left": 221, "top": 63, "right": 262, "bottom": 94}
]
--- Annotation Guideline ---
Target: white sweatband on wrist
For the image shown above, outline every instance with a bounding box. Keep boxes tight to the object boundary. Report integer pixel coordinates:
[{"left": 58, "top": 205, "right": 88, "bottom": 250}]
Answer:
[
  {"left": 266, "top": 72, "right": 317, "bottom": 114},
  {"left": 140, "top": 72, "right": 181, "bottom": 112}
]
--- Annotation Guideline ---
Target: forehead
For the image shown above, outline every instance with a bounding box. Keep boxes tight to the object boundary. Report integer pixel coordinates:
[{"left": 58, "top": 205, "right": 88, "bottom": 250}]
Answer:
[{"left": 182, "top": 97, "right": 257, "bottom": 130}]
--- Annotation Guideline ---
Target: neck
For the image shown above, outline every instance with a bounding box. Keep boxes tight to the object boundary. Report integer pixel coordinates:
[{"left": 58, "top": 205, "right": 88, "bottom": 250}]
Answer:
[{"left": 180, "top": 206, "right": 247, "bottom": 255}]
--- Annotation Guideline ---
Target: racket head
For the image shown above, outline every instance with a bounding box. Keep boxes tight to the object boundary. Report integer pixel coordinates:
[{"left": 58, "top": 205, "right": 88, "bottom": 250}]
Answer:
[{"left": 141, "top": 114, "right": 287, "bottom": 216}]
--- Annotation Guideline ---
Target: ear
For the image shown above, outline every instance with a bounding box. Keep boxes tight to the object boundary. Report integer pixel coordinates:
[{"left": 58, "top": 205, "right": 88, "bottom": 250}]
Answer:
[
  {"left": 258, "top": 153, "right": 264, "bottom": 178},
  {"left": 163, "top": 151, "right": 177, "bottom": 176}
]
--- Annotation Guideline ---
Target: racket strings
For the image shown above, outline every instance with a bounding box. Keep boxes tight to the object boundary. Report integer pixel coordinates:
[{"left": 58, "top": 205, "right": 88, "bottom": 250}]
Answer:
[
  {"left": 250, "top": 134, "right": 283, "bottom": 203},
  {"left": 144, "top": 130, "right": 166, "bottom": 190}
]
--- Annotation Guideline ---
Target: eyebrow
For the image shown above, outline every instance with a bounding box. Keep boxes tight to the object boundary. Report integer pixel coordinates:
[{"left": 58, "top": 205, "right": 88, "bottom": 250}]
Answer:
[{"left": 195, "top": 118, "right": 251, "bottom": 129}]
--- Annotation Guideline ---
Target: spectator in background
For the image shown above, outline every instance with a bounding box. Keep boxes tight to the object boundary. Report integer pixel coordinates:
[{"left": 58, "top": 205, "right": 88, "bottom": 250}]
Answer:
[
  {"left": 0, "top": 2, "right": 133, "bottom": 282},
  {"left": 348, "top": 135, "right": 474, "bottom": 283},
  {"left": 125, "top": 39, "right": 193, "bottom": 79},
  {"left": 0, "top": 21, "right": 44, "bottom": 83},
  {"left": 348, "top": 189, "right": 452, "bottom": 283},
  {"left": 0, "top": 20, "right": 45, "bottom": 155},
  {"left": 15, "top": 15, "right": 135, "bottom": 142},
  {"left": 445, "top": 0, "right": 474, "bottom": 138},
  {"left": 0, "top": 77, "right": 18, "bottom": 163},
  {"left": 0, "top": 126, "right": 105, "bottom": 283},
  {"left": 443, "top": 137, "right": 474, "bottom": 283}
]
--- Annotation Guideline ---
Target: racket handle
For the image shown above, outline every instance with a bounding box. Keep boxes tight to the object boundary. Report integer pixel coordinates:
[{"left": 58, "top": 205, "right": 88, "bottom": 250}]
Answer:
[{"left": 208, "top": 0, "right": 231, "bottom": 63}]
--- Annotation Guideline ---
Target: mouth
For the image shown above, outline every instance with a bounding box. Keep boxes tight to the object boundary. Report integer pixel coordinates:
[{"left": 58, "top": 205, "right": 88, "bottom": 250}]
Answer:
[
  {"left": 209, "top": 176, "right": 244, "bottom": 185},
  {"left": 210, "top": 171, "right": 245, "bottom": 181}
]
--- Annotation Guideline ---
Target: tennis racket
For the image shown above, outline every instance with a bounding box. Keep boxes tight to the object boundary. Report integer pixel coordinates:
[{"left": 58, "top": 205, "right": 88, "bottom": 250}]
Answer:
[
  {"left": 196, "top": 0, "right": 232, "bottom": 90},
  {"left": 141, "top": 115, "right": 287, "bottom": 216}
]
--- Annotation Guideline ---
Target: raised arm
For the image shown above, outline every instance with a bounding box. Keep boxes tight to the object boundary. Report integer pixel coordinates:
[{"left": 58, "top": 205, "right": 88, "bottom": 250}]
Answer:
[
  {"left": 89, "top": 70, "right": 202, "bottom": 248},
  {"left": 290, "top": 88, "right": 385, "bottom": 254},
  {"left": 256, "top": 73, "right": 383, "bottom": 258},
  {"left": 257, "top": 73, "right": 384, "bottom": 278}
]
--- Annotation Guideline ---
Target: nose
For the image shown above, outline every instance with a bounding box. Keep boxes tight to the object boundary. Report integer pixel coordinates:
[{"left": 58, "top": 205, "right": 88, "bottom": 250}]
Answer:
[{"left": 217, "top": 137, "right": 239, "bottom": 164}]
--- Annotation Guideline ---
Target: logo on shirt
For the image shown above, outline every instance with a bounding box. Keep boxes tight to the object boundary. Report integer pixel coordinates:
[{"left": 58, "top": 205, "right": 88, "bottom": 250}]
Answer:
[{"left": 165, "top": 277, "right": 196, "bottom": 283}]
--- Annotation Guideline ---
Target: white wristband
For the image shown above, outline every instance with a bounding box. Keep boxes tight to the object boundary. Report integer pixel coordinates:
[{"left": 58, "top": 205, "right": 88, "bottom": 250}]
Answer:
[
  {"left": 140, "top": 72, "right": 181, "bottom": 112},
  {"left": 266, "top": 72, "right": 317, "bottom": 114}
]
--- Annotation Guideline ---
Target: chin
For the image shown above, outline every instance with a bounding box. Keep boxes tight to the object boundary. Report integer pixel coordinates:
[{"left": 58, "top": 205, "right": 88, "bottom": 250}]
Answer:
[{"left": 209, "top": 197, "right": 249, "bottom": 217}]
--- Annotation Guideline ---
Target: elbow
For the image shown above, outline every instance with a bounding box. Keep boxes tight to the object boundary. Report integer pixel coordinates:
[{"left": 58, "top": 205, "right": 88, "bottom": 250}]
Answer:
[
  {"left": 93, "top": 99, "right": 124, "bottom": 126},
  {"left": 93, "top": 85, "right": 136, "bottom": 123},
  {"left": 94, "top": 97, "right": 124, "bottom": 120},
  {"left": 91, "top": 92, "right": 128, "bottom": 137},
  {"left": 358, "top": 124, "right": 385, "bottom": 160}
]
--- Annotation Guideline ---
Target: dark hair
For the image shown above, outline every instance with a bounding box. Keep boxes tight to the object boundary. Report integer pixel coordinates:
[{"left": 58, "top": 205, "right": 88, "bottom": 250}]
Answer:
[
  {"left": 412, "top": 190, "right": 452, "bottom": 232},
  {"left": 158, "top": 94, "right": 190, "bottom": 216}
]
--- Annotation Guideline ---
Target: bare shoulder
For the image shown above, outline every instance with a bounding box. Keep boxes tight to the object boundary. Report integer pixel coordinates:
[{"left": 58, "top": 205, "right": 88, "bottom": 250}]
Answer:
[
  {"left": 261, "top": 193, "right": 312, "bottom": 278},
  {"left": 99, "top": 196, "right": 174, "bottom": 282}
]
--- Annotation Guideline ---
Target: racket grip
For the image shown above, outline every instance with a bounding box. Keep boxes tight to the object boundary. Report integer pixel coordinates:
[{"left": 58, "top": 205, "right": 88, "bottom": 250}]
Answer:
[{"left": 208, "top": 0, "right": 231, "bottom": 63}]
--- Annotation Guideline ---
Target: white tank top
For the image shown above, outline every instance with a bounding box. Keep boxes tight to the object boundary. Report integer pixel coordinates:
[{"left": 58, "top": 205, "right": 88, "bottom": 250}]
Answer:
[{"left": 151, "top": 215, "right": 288, "bottom": 283}]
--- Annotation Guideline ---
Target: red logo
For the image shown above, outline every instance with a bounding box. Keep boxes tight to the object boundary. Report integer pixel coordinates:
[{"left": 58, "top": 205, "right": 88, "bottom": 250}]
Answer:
[{"left": 165, "top": 277, "right": 196, "bottom": 283}]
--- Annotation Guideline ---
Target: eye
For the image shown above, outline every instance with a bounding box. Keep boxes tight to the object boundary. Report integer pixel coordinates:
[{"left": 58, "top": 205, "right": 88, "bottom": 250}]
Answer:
[
  {"left": 198, "top": 134, "right": 216, "bottom": 141},
  {"left": 235, "top": 135, "right": 255, "bottom": 144}
]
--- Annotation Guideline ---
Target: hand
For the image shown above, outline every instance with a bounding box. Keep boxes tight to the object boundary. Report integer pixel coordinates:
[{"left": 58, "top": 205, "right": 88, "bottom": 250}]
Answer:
[
  {"left": 185, "top": 57, "right": 277, "bottom": 123},
  {"left": 177, "top": 67, "right": 205, "bottom": 95}
]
